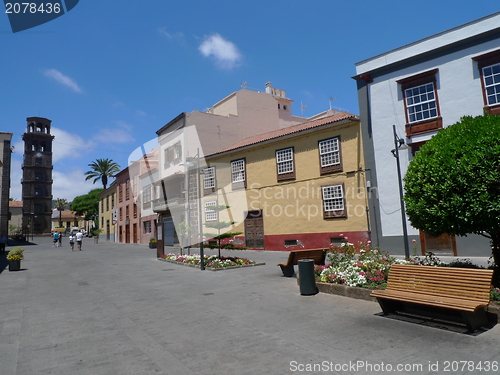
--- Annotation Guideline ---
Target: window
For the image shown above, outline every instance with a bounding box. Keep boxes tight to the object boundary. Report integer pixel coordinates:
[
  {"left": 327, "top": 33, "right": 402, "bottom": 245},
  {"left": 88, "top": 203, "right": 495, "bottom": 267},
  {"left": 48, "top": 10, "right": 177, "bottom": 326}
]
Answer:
[
  {"left": 144, "top": 221, "right": 151, "bottom": 234},
  {"left": 119, "top": 207, "right": 123, "bottom": 221},
  {"left": 483, "top": 64, "right": 500, "bottom": 106},
  {"left": 133, "top": 204, "right": 137, "bottom": 218},
  {"left": 276, "top": 147, "right": 295, "bottom": 181},
  {"left": 174, "top": 142, "right": 182, "bottom": 160},
  {"left": 118, "top": 185, "right": 123, "bottom": 203},
  {"left": 474, "top": 50, "right": 500, "bottom": 115},
  {"left": 143, "top": 185, "right": 151, "bottom": 208},
  {"left": 231, "top": 159, "right": 246, "bottom": 189},
  {"left": 35, "top": 158, "right": 42, "bottom": 166},
  {"left": 397, "top": 69, "right": 442, "bottom": 137},
  {"left": 205, "top": 201, "right": 217, "bottom": 221},
  {"left": 111, "top": 193, "right": 115, "bottom": 207},
  {"left": 106, "top": 196, "right": 109, "bottom": 211},
  {"left": 405, "top": 83, "right": 437, "bottom": 123},
  {"left": 204, "top": 167, "right": 216, "bottom": 195},
  {"left": 35, "top": 187, "right": 43, "bottom": 196},
  {"left": 125, "top": 180, "right": 130, "bottom": 200},
  {"left": 322, "top": 184, "right": 346, "bottom": 218},
  {"left": 318, "top": 137, "right": 342, "bottom": 174},
  {"left": 35, "top": 172, "right": 44, "bottom": 181}
]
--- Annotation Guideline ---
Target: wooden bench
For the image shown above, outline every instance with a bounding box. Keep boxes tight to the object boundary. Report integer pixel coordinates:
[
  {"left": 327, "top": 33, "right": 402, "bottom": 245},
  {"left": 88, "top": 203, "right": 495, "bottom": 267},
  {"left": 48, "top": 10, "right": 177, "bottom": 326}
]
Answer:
[
  {"left": 278, "top": 248, "right": 326, "bottom": 277},
  {"left": 371, "top": 264, "right": 494, "bottom": 332}
]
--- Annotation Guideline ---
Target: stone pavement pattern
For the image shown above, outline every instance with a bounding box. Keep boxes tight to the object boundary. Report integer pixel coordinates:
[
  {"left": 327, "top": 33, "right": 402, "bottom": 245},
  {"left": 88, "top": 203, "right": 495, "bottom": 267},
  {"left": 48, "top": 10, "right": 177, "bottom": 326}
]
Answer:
[{"left": 1, "top": 237, "right": 499, "bottom": 375}]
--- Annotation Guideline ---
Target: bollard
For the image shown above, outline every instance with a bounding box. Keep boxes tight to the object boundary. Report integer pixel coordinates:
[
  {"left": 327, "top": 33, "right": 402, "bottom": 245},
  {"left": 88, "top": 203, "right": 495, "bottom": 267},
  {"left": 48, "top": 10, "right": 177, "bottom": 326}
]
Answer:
[{"left": 298, "top": 259, "right": 318, "bottom": 295}]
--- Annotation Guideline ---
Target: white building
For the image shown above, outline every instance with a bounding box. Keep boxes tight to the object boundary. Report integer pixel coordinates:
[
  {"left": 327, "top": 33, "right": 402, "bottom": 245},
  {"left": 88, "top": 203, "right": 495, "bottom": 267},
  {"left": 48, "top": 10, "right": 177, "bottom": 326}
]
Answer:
[{"left": 353, "top": 12, "right": 500, "bottom": 257}]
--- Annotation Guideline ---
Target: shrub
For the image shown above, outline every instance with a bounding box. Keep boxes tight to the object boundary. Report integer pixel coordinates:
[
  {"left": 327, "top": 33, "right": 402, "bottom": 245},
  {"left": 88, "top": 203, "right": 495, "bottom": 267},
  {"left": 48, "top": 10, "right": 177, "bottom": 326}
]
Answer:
[{"left": 6, "top": 246, "right": 24, "bottom": 261}]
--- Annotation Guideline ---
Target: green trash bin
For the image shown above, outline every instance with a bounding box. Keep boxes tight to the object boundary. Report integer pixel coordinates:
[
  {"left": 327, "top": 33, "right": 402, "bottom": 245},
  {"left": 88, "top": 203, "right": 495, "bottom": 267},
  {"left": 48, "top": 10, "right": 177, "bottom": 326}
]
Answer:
[{"left": 298, "top": 259, "right": 318, "bottom": 295}]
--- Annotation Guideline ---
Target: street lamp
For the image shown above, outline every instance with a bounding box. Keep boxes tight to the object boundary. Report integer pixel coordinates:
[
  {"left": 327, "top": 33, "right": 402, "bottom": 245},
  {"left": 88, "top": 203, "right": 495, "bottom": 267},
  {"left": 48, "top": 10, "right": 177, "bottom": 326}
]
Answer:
[
  {"left": 183, "top": 148, "right": 205, "bottom": 270},
  {"left": 391, "top": 125, "right": 410, "bottom": 259}
]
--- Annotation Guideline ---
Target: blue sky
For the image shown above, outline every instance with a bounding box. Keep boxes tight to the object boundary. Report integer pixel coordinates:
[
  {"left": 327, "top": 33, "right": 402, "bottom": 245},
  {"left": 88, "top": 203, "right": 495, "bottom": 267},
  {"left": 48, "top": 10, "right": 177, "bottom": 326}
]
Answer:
[{"left": 2, "top": 1, "right": 499, "bottom": 201}]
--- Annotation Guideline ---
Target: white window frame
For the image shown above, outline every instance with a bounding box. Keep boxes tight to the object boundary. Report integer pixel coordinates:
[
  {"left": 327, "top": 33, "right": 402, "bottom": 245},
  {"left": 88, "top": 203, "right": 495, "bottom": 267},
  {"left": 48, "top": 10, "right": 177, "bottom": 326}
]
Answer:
[
  {"left": 319, "top": 138, "right": 340, "bottom": 167},
  {"left": 231, "top": 159, "right": 245, "bottom": 183},
  {"left": 322, "top": 185, "right": 344, "bottom": 212},
  {"left": 405, "top": 82, "right": 438, "bottom": 123},
  {"left": 483, "top": 63, "right": 500, "bottom": 106},
  {"left": 204, "top": 167, "right": 215, "bottom": 189},
  {"left": 276, "top": 148, "right": 294, "bottom": 175},
  {"left": 205, "top": 201, "right": 217, "bottom": 221},
  {"left": 143, "top": 185, "right": 151, "bottom": 204}
]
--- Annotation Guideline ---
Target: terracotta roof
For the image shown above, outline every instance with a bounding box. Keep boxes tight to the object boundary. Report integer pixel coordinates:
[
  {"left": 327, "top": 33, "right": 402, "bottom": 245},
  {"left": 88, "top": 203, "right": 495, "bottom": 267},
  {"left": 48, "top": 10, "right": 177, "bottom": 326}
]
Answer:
[
  {"left": 208, "top": 112, "right": 359, "bottom": 157},
  {"left": 9, "top": 201, "right": 22, "bottom": 208}
]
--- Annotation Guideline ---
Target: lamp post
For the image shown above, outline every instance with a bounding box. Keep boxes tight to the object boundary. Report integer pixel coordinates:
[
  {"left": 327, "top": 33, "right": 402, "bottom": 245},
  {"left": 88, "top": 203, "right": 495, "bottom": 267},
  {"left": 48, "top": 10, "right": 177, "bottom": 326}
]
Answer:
[{"left": 391, "top": 125, "right": 410, "bottom": 259}]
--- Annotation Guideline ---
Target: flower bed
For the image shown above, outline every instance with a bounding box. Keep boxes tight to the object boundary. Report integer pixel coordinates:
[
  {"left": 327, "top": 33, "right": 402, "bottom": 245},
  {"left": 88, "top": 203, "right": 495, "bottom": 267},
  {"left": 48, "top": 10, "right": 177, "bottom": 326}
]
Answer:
[
  {"left": 158, "top": 253, "right": 264, "bottom": 270},
  {"left": 314, "top": 237, "right": 500, "bottom": 303}
]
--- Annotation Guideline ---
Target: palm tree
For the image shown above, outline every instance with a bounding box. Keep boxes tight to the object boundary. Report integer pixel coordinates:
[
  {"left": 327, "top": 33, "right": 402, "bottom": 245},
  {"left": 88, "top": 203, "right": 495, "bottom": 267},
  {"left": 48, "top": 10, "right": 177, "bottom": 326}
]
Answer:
[
  {"left": 54, "top": 198, "right": 68, "bottom": 227},
  {"left": 84, "top": 158, "right": 121, "bottom": 189}
]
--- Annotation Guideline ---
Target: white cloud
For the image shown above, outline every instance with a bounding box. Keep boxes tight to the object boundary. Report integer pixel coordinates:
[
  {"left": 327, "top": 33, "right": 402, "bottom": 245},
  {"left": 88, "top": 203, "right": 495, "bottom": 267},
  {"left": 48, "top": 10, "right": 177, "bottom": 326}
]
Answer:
[
  {"left": 44, "top": 69, "right": 83, "bottom": 93},
  {"left": 158, "top": 28, "right": 185, "bottom": 44},
  {"left": 52, "top": 169, "right": 97, "bottom": 201},
  {"left": 51, "top": 127, "right": 96, "bottom": 162},
  {"left": 199, "top": 33, "right": 242, "bottom": 70},
  {"left": 93, "top": 121, "right": 135, "bottom": 144}
]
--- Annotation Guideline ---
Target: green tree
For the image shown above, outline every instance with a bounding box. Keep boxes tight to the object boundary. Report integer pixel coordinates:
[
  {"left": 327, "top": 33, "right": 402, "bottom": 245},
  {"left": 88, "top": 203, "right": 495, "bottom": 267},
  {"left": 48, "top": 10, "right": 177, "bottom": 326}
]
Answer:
[
  {"left": 70, "top": 189, "right": 103, "bottom": 227},
  {"left": 84, "top": 158, "right": 121, "bottom": 189},
  {"left": 403, "top": 114, "right": 500, "bottom": 266},
  {"left": 54, "top": 198, "right": 68, "bottom": 227},
  {"left": 204, "top": 204, "right": 243, "bottom": 259}
]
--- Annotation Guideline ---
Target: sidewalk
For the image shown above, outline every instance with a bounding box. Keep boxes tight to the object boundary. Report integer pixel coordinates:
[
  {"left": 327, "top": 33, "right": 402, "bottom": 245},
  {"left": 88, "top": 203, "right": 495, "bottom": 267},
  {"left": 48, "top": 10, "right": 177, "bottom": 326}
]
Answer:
[{"left": 1, "top": 237, "right": 499, "bottom": 375}]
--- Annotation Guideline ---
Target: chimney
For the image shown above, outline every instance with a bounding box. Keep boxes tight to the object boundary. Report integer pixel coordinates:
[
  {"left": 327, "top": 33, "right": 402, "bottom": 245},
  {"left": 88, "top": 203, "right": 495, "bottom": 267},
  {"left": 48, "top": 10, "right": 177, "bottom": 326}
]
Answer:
[{"left": 265, "top": 82, "right": 272, "bottom": 94}]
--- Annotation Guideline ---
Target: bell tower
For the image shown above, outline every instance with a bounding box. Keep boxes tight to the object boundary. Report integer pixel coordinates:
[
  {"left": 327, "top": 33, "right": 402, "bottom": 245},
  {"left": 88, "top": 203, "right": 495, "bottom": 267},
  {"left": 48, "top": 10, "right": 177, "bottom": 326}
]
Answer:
[{"left": 22, "top": 117, "right": 54, "bottom": 235}]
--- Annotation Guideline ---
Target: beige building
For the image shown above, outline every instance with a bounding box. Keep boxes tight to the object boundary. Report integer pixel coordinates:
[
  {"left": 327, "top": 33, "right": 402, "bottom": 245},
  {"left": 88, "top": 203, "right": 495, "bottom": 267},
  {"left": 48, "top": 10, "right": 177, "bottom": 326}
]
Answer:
[
  {"left": 98, "top": 183, "right": 117, "bottom": 242},
  {"left": 153, "top": 83, "right": 310, "bottom": 251},
  {"left": 202, "top": 112, "right": 370, "bottom": 251}
]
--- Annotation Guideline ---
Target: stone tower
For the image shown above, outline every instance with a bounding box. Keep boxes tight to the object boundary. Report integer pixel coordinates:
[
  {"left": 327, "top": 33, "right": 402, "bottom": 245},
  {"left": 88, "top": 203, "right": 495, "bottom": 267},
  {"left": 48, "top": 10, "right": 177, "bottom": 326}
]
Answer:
[{"left": 22, "top": 117, "right": 54, "bottom": 234}]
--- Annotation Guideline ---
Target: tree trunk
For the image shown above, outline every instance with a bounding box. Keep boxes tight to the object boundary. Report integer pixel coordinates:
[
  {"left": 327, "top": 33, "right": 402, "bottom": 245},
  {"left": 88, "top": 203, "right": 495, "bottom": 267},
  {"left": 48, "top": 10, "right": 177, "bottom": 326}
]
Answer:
[{"left": 492, "top": 233, "right": 500, "bottom": 268}]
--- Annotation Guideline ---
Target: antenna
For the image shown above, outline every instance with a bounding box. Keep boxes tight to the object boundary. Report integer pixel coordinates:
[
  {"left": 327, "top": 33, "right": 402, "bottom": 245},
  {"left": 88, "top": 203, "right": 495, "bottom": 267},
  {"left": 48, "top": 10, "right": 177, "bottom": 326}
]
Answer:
[
  {"left": 240, "top": 82, "right": 261, "bottom": 92},
  {"left": 329, "top": 96, "right": 337, "bottom": 110},
  {"left": 300, "top": 101, "right": 307, "bottom": 117}
]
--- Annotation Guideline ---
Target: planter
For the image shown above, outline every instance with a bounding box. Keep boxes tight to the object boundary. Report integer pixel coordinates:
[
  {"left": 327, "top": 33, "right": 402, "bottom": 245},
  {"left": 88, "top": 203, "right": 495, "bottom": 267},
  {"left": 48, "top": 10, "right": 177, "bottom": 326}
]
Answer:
[
  {"left": 8, "top": 260, "right": 21, "bottom": 271},
  {"left": 149, "top": 242, "right": 157, "bottom": 249}
]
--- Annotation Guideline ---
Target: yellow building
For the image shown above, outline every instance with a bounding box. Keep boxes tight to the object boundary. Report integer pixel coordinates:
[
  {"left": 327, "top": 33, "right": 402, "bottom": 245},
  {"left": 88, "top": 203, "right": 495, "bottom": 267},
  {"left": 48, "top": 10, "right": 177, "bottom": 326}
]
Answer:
[
  {"left": 98, "top": 183, "right": 117, "bottom": 242},
  {"left": 202, "top": 112, "right": 370, "bottom": 251}
]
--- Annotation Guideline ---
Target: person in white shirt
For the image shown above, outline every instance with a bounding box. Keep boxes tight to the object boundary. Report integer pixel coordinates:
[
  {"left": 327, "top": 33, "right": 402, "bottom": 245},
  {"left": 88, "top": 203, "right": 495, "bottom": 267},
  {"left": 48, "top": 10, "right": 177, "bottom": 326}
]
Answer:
[
  {"left": 75, "top": 231, "right": 83, "bottom": 251},
  {"left": 68, "top": 234, "right": 75, "bottom": 251}
]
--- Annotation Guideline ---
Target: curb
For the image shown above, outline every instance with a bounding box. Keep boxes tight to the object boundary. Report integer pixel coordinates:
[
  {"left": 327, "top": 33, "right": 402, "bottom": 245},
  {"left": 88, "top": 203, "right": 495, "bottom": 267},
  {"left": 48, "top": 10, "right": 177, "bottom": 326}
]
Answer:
[{"left": 158, "top": 258, "right": 266, "bottom": 271}]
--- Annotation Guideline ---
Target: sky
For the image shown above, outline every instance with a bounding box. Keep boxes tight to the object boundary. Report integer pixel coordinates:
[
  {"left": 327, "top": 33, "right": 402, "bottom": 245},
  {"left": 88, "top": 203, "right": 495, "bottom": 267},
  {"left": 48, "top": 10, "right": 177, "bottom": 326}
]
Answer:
[{"left": 1, "top": 1, "right": 500, "bottom": 202}]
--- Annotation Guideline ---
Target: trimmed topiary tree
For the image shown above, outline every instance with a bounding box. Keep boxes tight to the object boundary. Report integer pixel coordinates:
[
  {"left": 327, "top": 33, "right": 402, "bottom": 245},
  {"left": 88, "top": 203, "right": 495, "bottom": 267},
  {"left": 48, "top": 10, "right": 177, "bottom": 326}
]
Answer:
[{"left": 404, "top": 114, "right": 500, "bottom": 268}]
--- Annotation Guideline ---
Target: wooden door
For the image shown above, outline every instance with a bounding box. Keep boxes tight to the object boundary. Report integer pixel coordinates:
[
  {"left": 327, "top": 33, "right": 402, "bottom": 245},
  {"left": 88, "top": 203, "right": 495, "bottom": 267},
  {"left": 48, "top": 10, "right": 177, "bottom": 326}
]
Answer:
[
  {"left": 419, "top": 231, "right": 457, "bottom": 256},
  {"left": 245, "top": 210, "right": 264, "bottom": 249}
]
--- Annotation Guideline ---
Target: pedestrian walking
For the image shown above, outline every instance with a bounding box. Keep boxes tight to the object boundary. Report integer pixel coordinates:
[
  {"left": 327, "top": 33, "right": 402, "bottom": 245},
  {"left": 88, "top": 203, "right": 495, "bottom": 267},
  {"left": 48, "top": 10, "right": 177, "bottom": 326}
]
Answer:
[
  {"left": 52, "top": 231, "right": 59, "bottom": 247},
  {"left": 76, "top": 231, "right": 83, "bottom": 251},
  {"left": 58, "top": 231, "right": 62, "bottom": 247},
  {"left": 69, "top": 234, "right": 75, "bottom": 251}
]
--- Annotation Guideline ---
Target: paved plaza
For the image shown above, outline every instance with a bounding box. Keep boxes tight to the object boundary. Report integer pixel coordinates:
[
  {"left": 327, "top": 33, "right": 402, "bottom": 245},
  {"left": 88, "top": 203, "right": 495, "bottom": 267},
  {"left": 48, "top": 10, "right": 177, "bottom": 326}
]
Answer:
[{"left": 1, "top": 236, "right": 499, "bottom": 375}]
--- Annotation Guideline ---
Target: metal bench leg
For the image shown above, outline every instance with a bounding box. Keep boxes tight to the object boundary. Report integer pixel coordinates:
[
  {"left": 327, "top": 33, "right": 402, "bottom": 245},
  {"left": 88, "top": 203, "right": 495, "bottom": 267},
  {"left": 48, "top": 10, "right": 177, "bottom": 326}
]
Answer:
[
  {"left": 280, "top": 265, "right": 295, "bottom": 277},
  {"left": 376, "top": 298, "right": 404, "bottom": 315},
  {"left": 461, "top": 309, "right": 490, "bottom": 332}
]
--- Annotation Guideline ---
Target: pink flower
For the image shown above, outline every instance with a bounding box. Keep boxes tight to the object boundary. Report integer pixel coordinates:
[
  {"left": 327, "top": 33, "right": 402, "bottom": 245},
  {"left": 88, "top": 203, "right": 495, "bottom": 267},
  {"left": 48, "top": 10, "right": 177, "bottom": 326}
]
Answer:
[
  {"left": 412, "top": 239, "right": 417, "bottom": 243},
  {"left": 367, "top": 240, "right": 372, "bottom": 244}
]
